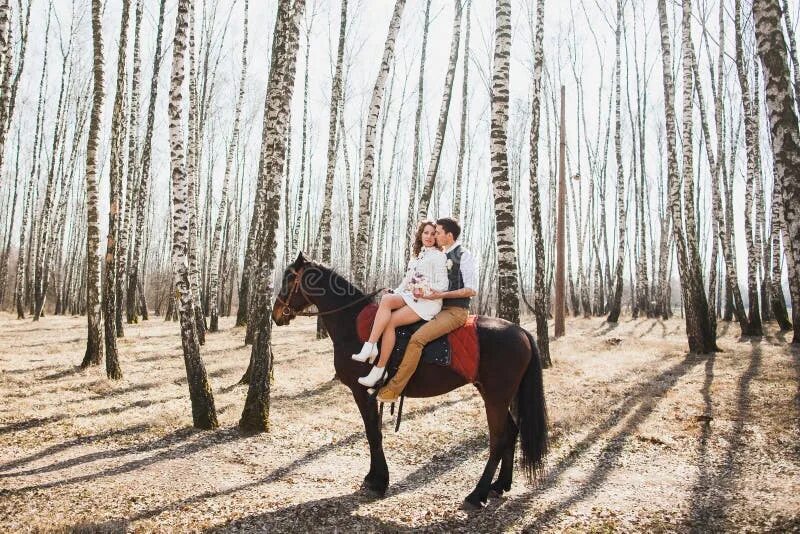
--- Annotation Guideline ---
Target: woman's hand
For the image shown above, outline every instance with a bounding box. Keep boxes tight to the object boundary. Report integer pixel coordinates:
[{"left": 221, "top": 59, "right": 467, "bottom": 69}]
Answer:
[
  {"left": 378, "top": 288, "right": 393, "bottom": 301},
  {"left": 419, "top": 290, "right": 443, "bottom": 300},
  {"left": 412, "top": 288, "right": 425, "bottom": 299}
]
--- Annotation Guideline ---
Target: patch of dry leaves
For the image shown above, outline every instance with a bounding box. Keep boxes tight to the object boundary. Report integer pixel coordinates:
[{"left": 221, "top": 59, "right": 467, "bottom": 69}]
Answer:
[{"left": 0, "top": 312, "right": 798, "bottom": 532}]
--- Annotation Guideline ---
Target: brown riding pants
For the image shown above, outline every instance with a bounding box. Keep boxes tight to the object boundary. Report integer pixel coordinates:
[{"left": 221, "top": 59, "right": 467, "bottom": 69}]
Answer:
[{"left": 378, "top": 306, "right": 469, "bottom": 400}]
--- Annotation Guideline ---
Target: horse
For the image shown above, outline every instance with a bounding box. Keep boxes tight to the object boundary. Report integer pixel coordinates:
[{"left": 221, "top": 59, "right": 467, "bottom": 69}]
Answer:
[{"left": 271, "top": 252, "right": 548, "bottom": 508}]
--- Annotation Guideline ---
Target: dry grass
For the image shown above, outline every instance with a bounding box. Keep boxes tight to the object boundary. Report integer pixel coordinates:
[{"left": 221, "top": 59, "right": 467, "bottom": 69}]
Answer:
[{"left": 0, "top": 311, "right": 798, "bottom": 532}]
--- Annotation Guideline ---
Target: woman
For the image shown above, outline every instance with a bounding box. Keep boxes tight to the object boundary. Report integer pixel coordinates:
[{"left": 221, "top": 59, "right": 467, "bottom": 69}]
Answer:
[{"left": 352, "top": 220, "right": 448, "bottom": 387}]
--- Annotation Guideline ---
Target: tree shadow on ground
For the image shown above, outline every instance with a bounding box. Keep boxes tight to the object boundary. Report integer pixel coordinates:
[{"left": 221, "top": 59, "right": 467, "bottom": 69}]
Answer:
[
  {"left": 204, "top": 492, "right": 412, "bottom": 532},
  {"left": 0, "top": 423, "right": 152, "bottom": 475},
  {"left": 687, "top": 351, "right": 717, "bottom": 530},
  {"left": 393, "top": 351, "right": 712, "bottom": 532},
  {"left": 66, "top": 519, "right": 130, "bottom": 533},
  {"left": 197, "top": 353, "right": 706, "bottom": 532},
  {"left": 199, "top": 433, "right": 488, "bottom": 532},
  {"left": 41, "top": 366, "right": 82, "bottom": 380},
  {"left": 0, "top": 415, "right": 65, "bottom": 435},
  {"left": 2, "top": 427, "right": 241, "bottom": 494},
  {"left": 507, "top": 352, "right": 710, "bottom": 532},
  {"left": 3, "top": 364, "right": 61, "bottom": 376},
  {"left": 687, "top": 340, "right": 761, "bottom": 532},
  {"left": 1, "top": 389, "right": 184, "bottom": 437},
  {"left": 591, "top": 321, "right": 619, "bottom": 336},
  {"left": 14, "top": 337, "right": 84, "bottom": 349},
  {"left": 111, "top": 354, "right": 702, "bottom": 532},
  {"left": 108, "top": 397, "right": 467, "bottom": 525},
  {"left": 272, "top": 377, "right": 340, "bottom": 403},
  {"left": 791, "top": 342, "right": 800, "bottom": 459},
  {"left": 637, "top": 319, "right": 662, "bottom": 338},
  {"left": 387, "top": 433, "right": 487, "bottom": 498}
]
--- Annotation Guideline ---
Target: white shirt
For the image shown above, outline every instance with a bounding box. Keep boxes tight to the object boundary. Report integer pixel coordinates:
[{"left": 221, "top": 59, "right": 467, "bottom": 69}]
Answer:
[{"left": 443, "top": 241, "right": 478, "bottom": 293}]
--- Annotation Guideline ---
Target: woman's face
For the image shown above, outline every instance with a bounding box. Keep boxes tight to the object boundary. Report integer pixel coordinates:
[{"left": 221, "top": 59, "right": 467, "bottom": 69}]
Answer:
[{"left": 421, "top": 224, "right": 437, "bottom": 247}]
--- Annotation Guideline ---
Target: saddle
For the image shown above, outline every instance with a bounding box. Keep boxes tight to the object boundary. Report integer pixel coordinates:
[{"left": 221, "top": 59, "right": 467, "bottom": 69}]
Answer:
[{"left": 356, "top": 303, "right": 480, "bottom": 383}]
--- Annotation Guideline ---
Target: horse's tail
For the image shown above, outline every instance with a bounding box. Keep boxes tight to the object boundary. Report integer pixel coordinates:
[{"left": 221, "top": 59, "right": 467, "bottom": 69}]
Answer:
[{"left": 517, "top": 329, "right": 549, "bottom": 483}]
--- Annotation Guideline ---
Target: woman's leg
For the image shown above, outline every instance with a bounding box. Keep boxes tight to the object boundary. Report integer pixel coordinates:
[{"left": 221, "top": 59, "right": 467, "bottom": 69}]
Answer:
[
  {"left": 367, "top": 294, "right": 406, "bottom": 343},
  {"left": 374, "top": 306, "right": 422, "bottom": 368}
]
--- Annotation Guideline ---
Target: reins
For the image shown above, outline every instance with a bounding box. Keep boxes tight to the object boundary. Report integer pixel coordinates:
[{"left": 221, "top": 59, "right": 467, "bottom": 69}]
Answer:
[{"left": 275, "top": 266, "right": 384, "bottom": 318}]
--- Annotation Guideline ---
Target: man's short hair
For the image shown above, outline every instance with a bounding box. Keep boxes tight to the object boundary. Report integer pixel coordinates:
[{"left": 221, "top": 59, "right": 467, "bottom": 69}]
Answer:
[{"left": 436, "top": 217, "right": 461, "bottom": 241}]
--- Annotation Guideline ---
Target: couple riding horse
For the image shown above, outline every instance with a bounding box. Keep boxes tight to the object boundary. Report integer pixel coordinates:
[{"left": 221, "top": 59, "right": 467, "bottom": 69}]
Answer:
[
  {"left": 272, "top": 216, "right": 547, "bottom": 508},
  {"left": 351, "top": 217, "right": 477, "bottom": 403}
]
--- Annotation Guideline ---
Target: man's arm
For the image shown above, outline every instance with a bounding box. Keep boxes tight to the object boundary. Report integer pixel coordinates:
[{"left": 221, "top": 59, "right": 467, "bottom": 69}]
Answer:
[
  {"left": 430, "top": 287, "right": 476, "bottom": 299},
  {"left": 422, "top": 249, "right": 478, "bottom": 300}
]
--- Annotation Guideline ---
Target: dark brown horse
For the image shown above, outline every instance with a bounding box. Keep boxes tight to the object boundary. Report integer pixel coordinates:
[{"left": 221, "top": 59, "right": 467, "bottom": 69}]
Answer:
[{"left": 271, "top": 252, "right": 548, "bottom": 508}]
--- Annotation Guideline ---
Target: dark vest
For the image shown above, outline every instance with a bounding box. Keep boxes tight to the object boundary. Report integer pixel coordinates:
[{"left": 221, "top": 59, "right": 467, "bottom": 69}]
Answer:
[{"left": 443, "top": 245, "right": 470, "bottom": 309}]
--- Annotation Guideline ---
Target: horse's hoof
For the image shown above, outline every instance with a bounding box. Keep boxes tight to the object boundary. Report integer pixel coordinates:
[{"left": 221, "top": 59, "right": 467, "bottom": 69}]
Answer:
[
  {"left": 489, "top": 480, "right": 510, "bottom": 498},
  {"left": 461, "top": 498, "right": 484, "bottom": 511},
  {"left": 360, "top": 478, "right": 388, "bottom": 497}
]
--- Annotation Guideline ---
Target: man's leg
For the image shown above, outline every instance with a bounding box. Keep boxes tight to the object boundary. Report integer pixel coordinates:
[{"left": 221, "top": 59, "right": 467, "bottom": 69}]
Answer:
[{"left": 377, "top": 307, "right": 468, "bottom": 401}]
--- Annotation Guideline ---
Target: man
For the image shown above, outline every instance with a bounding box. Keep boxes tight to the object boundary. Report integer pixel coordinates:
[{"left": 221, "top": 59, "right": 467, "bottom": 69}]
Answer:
[{"left": 377, "top": 217, "right": 478, "bottom": 403}]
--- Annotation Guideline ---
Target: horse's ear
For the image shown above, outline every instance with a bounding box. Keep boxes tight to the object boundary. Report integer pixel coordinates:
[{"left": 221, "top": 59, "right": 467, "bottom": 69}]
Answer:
[{"left": 292, "top": 250, "right": 307, "bottom": 268}]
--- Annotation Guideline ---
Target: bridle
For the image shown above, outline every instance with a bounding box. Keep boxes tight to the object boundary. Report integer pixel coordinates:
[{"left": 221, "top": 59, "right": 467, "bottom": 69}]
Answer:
[{"left": 274, "top": 266, "right": 384, "bottom": 319}]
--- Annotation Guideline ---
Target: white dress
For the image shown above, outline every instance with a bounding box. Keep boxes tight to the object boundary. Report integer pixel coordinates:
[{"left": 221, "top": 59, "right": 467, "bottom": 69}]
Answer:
[{"left": 393, "top": 246, "right": 449, "bottom": 321}]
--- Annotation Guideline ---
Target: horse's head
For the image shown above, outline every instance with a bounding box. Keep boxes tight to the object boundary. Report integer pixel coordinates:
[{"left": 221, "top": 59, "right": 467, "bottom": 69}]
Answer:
[{"left": 272, "top": 251, "right": 315, "bottom": 326}]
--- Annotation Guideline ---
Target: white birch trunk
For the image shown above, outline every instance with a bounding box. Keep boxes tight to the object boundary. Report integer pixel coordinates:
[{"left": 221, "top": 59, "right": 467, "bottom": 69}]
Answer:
[
  {"left": 209, "top": 0, "right": 248, "bottom": 333},
  {"left": 753, "top": 0, "right": 800, "bottom": 343},
  {"left": 168, "top": 0, "right": 218, "bottom": 429},
  {"left": 491, "top": 0, "right": 520, "bottom": 324},
  {"left": 353, "top": 0, "right": 405, "bottom": 288},
  {"left": 80, "top": 0, "right": 105, "bottom": 368}
]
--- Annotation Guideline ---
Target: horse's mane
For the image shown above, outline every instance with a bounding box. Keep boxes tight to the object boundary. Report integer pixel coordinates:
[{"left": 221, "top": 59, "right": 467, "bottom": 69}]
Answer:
[{"left": 306, "top": 260, "right": 367, "bottom": 303}]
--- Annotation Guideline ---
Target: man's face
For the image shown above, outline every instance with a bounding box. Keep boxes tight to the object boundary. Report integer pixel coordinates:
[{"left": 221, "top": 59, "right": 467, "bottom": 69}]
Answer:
[{"left": 435, "top": 225, "right": 454, "bottom": 247}]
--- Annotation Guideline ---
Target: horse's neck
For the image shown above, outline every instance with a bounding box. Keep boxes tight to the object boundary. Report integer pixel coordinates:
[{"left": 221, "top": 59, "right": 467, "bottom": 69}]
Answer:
[
  {"left": 310, "top": 273, "right": 365, "bottom": 347},
  {"left": 318, "top": 303, "right": 363, "bottom": 348}
]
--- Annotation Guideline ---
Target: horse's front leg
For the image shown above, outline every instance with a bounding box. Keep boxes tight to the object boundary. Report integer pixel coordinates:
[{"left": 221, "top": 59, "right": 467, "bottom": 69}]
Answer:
[{"left": 352, "top": 386, "right": 389, "bottom": 495}]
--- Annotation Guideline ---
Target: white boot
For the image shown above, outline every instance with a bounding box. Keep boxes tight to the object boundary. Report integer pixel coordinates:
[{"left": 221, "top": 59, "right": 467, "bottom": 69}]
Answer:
[
  {"left": 351, "top": 341, "right": 378, "bottom": 363},
  {"left": 358, "top": 365, "right": 386, "bottom": 387}
]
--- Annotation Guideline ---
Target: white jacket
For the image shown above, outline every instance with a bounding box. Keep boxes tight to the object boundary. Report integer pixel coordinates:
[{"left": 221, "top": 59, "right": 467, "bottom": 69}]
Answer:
[{"left": 394, "top": 246, "right": 449, "bottom": 321}]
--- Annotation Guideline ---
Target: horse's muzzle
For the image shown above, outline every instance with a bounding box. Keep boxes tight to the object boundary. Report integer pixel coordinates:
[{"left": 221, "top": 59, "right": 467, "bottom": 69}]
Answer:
[{"left": 272, "top": 306, "right": 294, "bottom": 326}]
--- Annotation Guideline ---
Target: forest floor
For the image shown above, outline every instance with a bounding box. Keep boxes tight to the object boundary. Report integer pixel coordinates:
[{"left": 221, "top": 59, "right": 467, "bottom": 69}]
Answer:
[{"left": 0, "top": 311, "right": 798, "bottom": 533}]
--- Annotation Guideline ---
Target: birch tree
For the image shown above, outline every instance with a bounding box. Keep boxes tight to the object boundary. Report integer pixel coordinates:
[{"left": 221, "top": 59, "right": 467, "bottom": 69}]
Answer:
[
  {"left": 118, "top": 0, "right": 143, "bottom": 328},
  {"left": 240, "top": 0, "right": 306, "bottom": 431},
  {"left": 491, "top": 0, "right": 519, "bottom": 324},
  {"left": 127, "top": 0, "right": 166, "bottom": 324},
  {"left": 402, "top": 0, "right": 430, "bottom": 260},
  {"left": 657, "top": 0, "right": 716, "bottom": 353},
  {"left": 454, "top": 1, "right": 470, "bottom": 222},
  {"left": 607, "top": 0, "right": 625, "bottom": 323},
  {"left": 528, "top": 0, "right": 550, "bottom": 365},
  {"left": 353, "top": 0, "right": 405, "bottom": 288},
  {"left": 102, "top": 0, "right": 133, "bottom": 379},
  {"left": 168, "top": 0, "right": 218, "bottom": 429},
  {"left": 753, "top": 0, "right": 800, "bottom": 344},
  {"left": 416, "top": 0, "right": 461, "bottom": 220},
  {"left": 209, "top": 0, "right": 248, "bottom": 333},
  {"left": 315, "top": 0, "right": 347, "bottom": 339},
  {"left": 80, "top": 0, "right": 105, "bottom": 369},
  {"left": 735, "top": 0, "right": 764, "bottom": 335}
]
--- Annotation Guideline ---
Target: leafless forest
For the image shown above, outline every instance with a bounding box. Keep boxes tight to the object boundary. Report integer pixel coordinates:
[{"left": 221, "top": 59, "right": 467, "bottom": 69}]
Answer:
[{"left": 0, "top": 0, "right": 799, "bottom": 531}]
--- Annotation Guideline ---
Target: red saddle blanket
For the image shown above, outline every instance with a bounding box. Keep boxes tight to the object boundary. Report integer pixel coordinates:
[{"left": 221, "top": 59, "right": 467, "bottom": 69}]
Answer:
[{"left": 356, "top": 303, "right": 480, "bottom": 383}]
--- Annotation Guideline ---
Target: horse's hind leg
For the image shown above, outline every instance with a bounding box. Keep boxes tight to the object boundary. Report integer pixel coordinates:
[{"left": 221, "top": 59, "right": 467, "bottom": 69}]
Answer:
[
  {"left": 489, "top": 412, "right": 518, "bottom": 497},
  {"left": 464, "top": 400, "right": 511, "bottom": 508}
]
